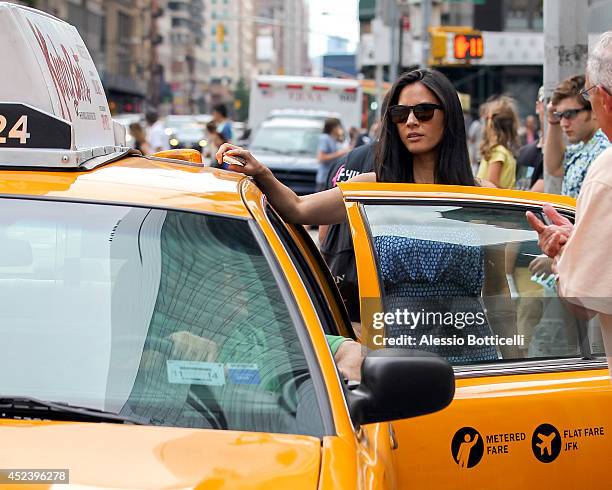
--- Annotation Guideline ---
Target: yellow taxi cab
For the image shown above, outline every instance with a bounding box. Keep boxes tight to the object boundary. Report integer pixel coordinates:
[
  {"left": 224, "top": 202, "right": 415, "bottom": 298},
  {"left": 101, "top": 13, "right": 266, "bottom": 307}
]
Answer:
[
  {"left": 0, "top": 4, "right": 453, "bottom": 489},
  {"left": 339, "top": 182, "right": 611, "bottom": 488},
  {"left": 0, "top": 3, "right": 610, "bottom": 490}
]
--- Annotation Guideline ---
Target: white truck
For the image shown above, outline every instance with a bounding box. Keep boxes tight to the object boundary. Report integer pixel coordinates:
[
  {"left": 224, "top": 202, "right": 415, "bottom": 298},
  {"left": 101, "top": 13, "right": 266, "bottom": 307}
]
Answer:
[
  {"left": 247, "top": 75, "right": 363, "bottom": 194},
  {"left": 248, "top": 75, "right": 363, "bottom": 133}
]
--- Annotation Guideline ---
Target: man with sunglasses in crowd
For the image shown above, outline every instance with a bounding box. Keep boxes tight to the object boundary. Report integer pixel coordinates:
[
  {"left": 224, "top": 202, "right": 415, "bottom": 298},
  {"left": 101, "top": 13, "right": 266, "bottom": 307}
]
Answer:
[
  {"left": 527, "top": 31, "right": 612, "bottom": 374},
  {"left": 544, "top": 74, "right": 610, "bottom": 198}
]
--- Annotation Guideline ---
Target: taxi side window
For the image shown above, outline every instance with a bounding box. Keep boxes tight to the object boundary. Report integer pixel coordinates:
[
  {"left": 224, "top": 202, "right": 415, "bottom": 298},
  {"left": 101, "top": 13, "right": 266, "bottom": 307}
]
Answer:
[
  {"left": 265, "top": 205, "right": 355, "bottom": 340},
  {"left": 361, "top": 203, "right": 604, "bottom": 366}
]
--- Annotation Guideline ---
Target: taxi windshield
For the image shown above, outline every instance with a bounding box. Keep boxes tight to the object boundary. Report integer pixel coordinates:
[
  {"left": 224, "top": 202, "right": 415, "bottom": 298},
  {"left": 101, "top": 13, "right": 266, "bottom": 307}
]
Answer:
[
  {"left": 250, "top": 127, "right": 320, "bottom": 155},
  {"left": 0, "top": 198, "right": 324, "bottom": 437},
  {"left": 171, "top": 122, "right": 205, "bottom": 139}
]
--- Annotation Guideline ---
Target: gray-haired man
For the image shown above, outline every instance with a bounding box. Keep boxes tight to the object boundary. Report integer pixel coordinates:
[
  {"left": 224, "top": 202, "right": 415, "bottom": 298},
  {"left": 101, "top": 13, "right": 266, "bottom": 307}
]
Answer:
[{"left": 527, "top": 31, "right": 612, "bottom": 373}]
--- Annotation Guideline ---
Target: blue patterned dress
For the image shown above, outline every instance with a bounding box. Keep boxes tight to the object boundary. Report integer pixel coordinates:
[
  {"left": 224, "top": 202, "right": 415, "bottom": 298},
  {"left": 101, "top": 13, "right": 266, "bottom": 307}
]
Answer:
[{"left": 374, "top": 225, "right": 498, "bottom": 364}]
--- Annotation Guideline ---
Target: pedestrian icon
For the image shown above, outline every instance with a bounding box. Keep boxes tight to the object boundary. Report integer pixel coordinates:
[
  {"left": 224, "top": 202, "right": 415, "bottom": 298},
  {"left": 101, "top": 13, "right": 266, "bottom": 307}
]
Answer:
[
  {"left": 531, "top": 423, "right": 562, "bottom": 463},
  {"left": 451, "top": 427, "right": 484, "bottom": 468}
]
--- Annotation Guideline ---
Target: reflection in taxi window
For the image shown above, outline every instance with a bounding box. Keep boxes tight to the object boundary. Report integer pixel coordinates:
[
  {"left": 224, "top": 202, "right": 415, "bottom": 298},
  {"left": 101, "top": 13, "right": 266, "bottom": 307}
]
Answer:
[
  {"left": 362, "top": 204, "right": 603, "bottom": 366},
  {"left": 0, "top": 199, "right": 324, "bottom": 436}
]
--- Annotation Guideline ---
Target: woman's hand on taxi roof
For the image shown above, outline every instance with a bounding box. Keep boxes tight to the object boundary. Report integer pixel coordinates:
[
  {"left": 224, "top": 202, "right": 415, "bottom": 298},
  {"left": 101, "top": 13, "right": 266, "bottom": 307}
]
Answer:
[{"left": 216, "top": 143, "right": 269, "bottom": 178}]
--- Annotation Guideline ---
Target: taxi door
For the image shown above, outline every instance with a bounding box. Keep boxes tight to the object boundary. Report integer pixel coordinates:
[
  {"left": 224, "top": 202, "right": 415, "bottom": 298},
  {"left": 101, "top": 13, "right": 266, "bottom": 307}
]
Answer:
[{"left": 339, "top": 182, "right": 612, "bottom": 490}]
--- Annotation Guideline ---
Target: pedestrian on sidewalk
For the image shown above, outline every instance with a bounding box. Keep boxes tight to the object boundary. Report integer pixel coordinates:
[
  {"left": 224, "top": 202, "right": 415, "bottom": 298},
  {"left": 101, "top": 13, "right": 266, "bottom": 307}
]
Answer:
[
  {"left": 544, "top": 74, "right": 609, "bottom": 198},
  {"left": 526, "top": 31, "right": 612, "bottom": 375},
  {"left": 477, "top": 95, "right": 520, "bottom": 189}
]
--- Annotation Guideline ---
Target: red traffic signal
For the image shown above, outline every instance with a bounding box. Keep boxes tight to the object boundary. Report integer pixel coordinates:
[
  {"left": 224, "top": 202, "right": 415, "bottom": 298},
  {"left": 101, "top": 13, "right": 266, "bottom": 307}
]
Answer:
[{"left": 454, "top": 34, "right": 483, "bottom": 60}]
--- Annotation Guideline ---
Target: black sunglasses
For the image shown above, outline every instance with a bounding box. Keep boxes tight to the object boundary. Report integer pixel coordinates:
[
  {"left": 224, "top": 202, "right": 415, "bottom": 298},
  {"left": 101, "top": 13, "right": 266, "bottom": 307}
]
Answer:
[
  {"left": 579, "top": 84, "right": 612, "bottom": 101},
  {"left": 552, "top": 108, "right": 589, "bottom": 121},
  {"left": 579, "top": 85, "right": 598, "bottom": 101},
  {"left": 389, "top": 103, "right": 443, "bottom": 123}
]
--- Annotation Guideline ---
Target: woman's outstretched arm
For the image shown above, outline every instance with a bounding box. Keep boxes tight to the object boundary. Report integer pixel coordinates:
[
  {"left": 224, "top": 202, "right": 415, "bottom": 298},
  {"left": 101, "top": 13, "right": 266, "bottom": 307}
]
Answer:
[{"left": 217, "top": 143, "right": 374, "bottom": 225}]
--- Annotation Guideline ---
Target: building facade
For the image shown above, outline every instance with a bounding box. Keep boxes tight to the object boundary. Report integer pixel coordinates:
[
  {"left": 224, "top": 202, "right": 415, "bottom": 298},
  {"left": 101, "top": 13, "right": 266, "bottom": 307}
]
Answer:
[
  {"left": 359, "top": 0, "right": 612, "bottom": 119},
  {"left": 254, "top": 0, "right": 310, "bottom": 76},
  {"left": 157, "top": 0, "right": 207, "bottom": 114},
  {"left": 9, "top": 0, "right": 148, "bottom": 114},
  {"left": 201, "top": 0, "right": 256, "bottom": 111}
]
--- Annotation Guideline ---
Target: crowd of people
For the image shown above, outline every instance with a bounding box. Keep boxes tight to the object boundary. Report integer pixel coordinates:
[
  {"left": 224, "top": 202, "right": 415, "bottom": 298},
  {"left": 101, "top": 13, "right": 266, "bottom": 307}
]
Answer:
[
  {"left": 214, "top": 31, "right": 612, "bottom": 381},
  {"left": 126, "top": 103, "right": 235, "bottom": 165},
  {"left": 119, "top": 30, "right": 612, "bottom": 381}
]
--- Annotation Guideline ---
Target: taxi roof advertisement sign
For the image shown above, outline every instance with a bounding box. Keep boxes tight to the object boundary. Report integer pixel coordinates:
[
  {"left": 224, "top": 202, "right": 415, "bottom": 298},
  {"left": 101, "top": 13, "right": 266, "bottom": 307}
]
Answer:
[{"left": 0, "top": 3, "right": 114, "bottom": 150}]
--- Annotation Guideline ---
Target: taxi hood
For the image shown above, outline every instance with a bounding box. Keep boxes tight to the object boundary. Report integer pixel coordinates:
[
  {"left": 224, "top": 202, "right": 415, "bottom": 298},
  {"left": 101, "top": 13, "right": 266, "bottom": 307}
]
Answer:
[
  {"left": 0, "top": 420, "right": 322, "bottom": 489},
  {"left": 0, "top": 3, "right": 128, "bottom": 168}
]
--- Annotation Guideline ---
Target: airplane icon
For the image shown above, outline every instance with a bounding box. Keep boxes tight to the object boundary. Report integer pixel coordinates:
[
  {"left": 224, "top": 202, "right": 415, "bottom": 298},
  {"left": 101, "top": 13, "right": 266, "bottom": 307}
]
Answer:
[{"left": 535, "top": 431, "right": 557, "bottom": 456}]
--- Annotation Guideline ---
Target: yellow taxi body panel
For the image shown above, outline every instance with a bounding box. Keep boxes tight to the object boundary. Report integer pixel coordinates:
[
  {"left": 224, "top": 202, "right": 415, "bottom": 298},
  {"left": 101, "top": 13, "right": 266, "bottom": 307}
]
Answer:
[
  {"left": 0, "top": 157, "right": 251, "bottom": 218},
  {"left": 0, "top": 420, "right": 321, "bottom": 489},
  {"left": 240, "top": 180, "right": 357, "bottom": 440},
  {"left": 392, "top": 368, "right": 611, "bottom": 489},
  {"left": 338, "top": 182, "right": 577, "bottom": 211}
]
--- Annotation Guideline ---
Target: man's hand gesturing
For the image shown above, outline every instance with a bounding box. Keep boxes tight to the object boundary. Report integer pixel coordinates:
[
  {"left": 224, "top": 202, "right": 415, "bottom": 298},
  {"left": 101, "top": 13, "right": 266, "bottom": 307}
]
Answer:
[{"left": 526, "top": 204, "right": 573, "bottom": 258}]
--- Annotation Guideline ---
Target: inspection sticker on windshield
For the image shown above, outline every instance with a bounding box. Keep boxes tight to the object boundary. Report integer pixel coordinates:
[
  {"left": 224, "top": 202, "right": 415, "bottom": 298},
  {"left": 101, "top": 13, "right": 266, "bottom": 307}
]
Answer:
[
  {"left": 167, "top": 360, "right": 225, "bottom": 386},
  {"left": 227, "top": 363, "right": 261, "bottom": 385}
]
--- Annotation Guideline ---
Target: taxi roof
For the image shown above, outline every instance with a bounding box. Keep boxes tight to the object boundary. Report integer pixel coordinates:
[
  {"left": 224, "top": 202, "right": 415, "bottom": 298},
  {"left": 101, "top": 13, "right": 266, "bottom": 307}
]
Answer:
[{"left": 0, "top": 156, "right": 252, "bottom": 218}]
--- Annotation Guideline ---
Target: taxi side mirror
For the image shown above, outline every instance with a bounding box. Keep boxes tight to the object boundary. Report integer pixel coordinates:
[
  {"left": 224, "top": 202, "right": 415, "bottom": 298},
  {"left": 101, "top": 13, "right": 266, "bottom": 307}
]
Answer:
[{"left": 348, "top": 349, "right": 454, "bottom": 426}]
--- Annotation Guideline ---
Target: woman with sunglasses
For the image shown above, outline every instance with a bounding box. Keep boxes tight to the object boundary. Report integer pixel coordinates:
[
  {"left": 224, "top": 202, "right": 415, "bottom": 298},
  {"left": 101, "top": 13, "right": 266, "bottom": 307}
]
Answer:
[{"left": 217, "top": 69, "right": 502, "bottom": 364}]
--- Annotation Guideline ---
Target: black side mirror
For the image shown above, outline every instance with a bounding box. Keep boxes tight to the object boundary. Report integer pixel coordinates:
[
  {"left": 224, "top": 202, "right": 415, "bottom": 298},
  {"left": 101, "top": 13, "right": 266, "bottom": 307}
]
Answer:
[{"left": 348, "top": 349, "right": 455, "bottom": 426}]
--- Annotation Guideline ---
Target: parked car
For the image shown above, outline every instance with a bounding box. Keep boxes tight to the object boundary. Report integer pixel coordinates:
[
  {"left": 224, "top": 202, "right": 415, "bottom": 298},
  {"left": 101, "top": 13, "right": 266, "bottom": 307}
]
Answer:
[
  {"left": 165, "top": 115, "right": 209, "bottom": 151},
  {"left": 249, "top": 115, "right": 327, "bottom": 194}
]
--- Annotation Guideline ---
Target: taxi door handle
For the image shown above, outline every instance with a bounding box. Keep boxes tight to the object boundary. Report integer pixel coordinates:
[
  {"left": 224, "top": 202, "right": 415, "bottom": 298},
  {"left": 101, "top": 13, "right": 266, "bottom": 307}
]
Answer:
[{"left": 389, "top": 423, "right": 398, "bottom": 450}]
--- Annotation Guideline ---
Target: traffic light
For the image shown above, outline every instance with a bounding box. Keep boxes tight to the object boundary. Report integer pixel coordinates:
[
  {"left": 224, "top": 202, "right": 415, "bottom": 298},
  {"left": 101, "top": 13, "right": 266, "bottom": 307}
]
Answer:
[
  {"left": 216, "top": 23, "right": 225, "bottom": 43},
  {"left": 428, "top": 27, "right": 484, "bottom": 65},
  {"left": 430, "top": 29, "right": 447, "bottom": 60},
  {"left": 453, "top": 34, "right": 483, "bottom": 60}
]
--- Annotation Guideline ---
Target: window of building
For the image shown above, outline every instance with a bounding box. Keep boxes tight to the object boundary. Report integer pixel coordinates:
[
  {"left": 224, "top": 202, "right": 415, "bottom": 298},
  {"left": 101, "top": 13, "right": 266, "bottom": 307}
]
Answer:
[
  {"left": 118, "top": 12, "right": 132, "bottom": 44},
  {"left": 505, "top": 0, "right": 543, "bottom": 31},
  {"left": 171, "top": 18, "right": 190, "bottom": 28}
]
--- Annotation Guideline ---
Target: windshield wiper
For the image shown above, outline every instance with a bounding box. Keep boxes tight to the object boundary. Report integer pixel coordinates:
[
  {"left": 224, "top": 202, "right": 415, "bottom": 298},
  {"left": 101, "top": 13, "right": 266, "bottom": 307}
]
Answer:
[
  {"left": 250, "top": 146, "right": 284, "bottom": 154},
  {"left": 0, "top": 396, "right": 145, "bottom": 425}
]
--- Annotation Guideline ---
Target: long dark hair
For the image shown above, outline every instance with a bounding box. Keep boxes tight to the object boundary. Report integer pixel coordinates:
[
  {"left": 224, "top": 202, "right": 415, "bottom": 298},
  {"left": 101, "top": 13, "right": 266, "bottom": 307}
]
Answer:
[{"left": 374, "top": 69, "right": 475, "bottom": 185}]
